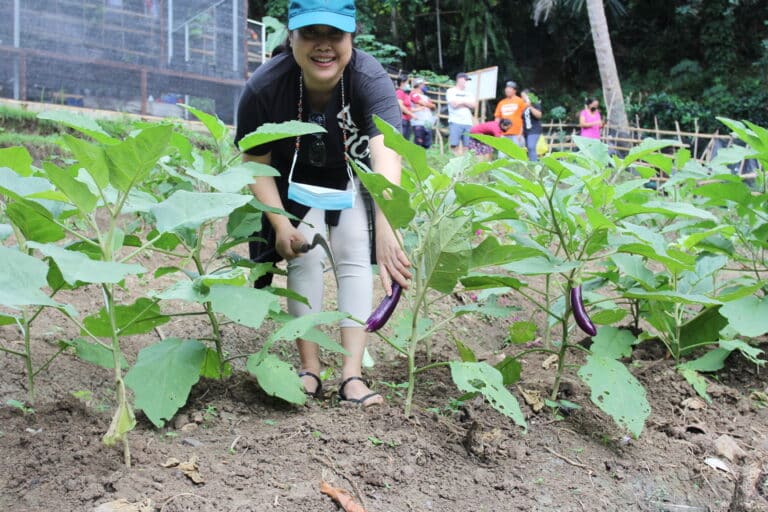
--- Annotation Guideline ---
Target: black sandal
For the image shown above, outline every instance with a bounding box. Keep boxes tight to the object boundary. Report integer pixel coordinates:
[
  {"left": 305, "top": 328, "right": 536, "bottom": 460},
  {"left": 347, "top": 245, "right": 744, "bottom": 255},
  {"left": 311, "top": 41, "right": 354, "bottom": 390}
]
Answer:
[
  {"left": 338, "top": 376, "right": 382, "bottom": 407},
  {"left": 298, "top": 371, "right": 323, "bottom": 398}
]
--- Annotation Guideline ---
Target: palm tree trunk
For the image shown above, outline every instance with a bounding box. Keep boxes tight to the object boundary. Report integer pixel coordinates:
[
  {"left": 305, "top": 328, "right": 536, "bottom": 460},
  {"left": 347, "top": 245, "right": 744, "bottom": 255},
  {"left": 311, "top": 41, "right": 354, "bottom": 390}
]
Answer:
[{"left": 585, "top": 0, "right": 629, "bottom": 139}]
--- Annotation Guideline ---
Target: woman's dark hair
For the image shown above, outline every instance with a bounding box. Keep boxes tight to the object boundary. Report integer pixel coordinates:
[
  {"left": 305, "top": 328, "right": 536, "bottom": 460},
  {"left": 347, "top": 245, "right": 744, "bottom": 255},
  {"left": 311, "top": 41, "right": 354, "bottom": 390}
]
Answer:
[
  {"left": 499, "top": 118, "right": 512, "bottom": 131},
  {"left": 585, "top": 97, "right": 597, "bottom": 106},
  {"left": 397, "top": 75, "right": 409, "bottom": 86}
]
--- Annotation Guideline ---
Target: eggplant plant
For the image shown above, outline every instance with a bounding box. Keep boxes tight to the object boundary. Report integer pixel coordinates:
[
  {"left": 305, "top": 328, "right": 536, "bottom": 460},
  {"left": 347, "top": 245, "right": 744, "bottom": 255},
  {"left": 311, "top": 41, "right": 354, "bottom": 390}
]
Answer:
[{"left": 354, "top": 117, "right": 527, "bottom": 427}]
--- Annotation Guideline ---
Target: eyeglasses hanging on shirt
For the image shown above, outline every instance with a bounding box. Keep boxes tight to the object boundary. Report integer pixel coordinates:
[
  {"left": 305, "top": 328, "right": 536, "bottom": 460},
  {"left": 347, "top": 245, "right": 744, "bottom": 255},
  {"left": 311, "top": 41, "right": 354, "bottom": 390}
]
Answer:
[{"left": 287, "top": 72, "right": 356, "bottom": 211}]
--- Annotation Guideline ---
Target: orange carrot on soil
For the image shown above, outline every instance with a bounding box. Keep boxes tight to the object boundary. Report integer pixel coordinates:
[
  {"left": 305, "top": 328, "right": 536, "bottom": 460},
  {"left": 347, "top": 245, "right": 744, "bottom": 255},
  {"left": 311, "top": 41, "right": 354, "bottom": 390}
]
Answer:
[{"left": 320, "top": 480, "right": 367, "bottom": 512}]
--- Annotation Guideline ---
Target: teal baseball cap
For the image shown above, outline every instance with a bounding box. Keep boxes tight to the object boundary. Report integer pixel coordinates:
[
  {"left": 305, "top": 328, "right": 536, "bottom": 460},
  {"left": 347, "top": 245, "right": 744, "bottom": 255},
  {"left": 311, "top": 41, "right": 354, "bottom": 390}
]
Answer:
[{"left": 288, "top": 0, "right": 356, "bottom": 33}]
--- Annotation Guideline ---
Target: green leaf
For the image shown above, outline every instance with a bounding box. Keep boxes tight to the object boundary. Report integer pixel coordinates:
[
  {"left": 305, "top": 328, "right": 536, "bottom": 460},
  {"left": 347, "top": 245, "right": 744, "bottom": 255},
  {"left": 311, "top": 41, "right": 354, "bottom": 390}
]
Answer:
[
  {"left": 578, "top": 355, "right": 650, "bottom": 437},
  {"left": 151, "top": 190, "right": 253, "bottom": 233},
  {"left": 719, "top": 340, "right": 764, "bottom": 366},
  {"left": 616, "top": 200, "right": 716, "bottom": 222},
  {"left": 352, "top": 163, "right": 415, "bottom": 229},
  {"left": 469, "top": 236, "right": 545, "bottom": 269},
  {"left": 449, "top": 361, "right": 527, "bottom": 430},
  {"left": 62, "top": 338, "right": 128, "bottom": 369},
  {"left": 589, "top": 327, "right": 637, "bottom": 359},
  {"left": 454, "top": 182, "right": 520, "bottom": 211},
  {"left": 207, "top": 285, "right": 279, "bottom": 329},
  {"left": 102, "top": 393, "right": 136, "bottom": 446},
  {"left": 155, "top": 280, "right": 208, "bottom": 302},
  {"left": 590, "top": 308, "right": 627, "bottom": 325},
  {"left": 199, "top": 348, "right": 232, "bottom": 379},
  {"left": 41, "top": 162, "right": 98, "bottom": 213},
  {"left": 389, "top": 310, "right": 432, "bottom": 353},
  {"left": 460, "top": 274, "right": 524, "bottom": 291},
  {"left": 424, "top": 214, "right": 472, "bottom": 293},
  {"left": 720, "top": 296, "right": 768, "bottom": 337},
  {"left": 125, "top": 338, "right": 207, "bottom": 428},
  {"left": 572, "top": 135, "right": 610, "bottom": 166},
  {"left": 610, "top": 254, "right": 655, "bottom": 288},
  {"left": 677, "top": 306, "right": 729, "bottom": 353},
  {"left": 622, "top": 138, "right": 682, "bottom": 167},
  {"left": 6, "top": 198, "right": 65, "bottom": 243},
  {"left": 373, "top": 116, "right": 429, "bottom": 176},
  {"left": 187, "top": 162, "right": 279, "bottom": 193},
  {"left": 0, "top": 246, "right": 59, "bottom": 307},
  {"left": 37, "top": 111, "right": 116, "bottom": 144},
  {"left": 622, "top": 288, "right": 720, "bottom": 306},
  {"left": 105, "top": 125, "right": 172, "bottom": 192},
  {"left": 494, "top": 357, "right": 522, "bottom": 386},
  {"left": 61, "top": 135, "right": 110, "bottom": 189},
  {"left": 677, "top": 367, "right": 711, "bottom": 403},
  {"left": 268, "top": 311, "right": 349, "bottom": 344},
  {"left": 453, "top": 295, "right": 519, "bottom": 318},
  {"left": 0, "top": 147, "right": 34, "bottom": 176},
  {"left": 227, "top": 202, "right": 264, "bottom": 239},
  {"left": 238, "top": 120, "right": 324, "bottom": 152},
  {"left": 508, "top": 321, "right": 537, "bottom": 344},
  {"left": 247, "top": 353, "right": 306, "bottom": 405},
  {"left": 503, "top": 257, "right": 579, "bottom": 275},
  {"left": 82, "top": 298, "right": 169, "bottom": 337},
  {"left": 455, "top": 340, "right": 477, "bottom": 362},
  {"left": 28, "top": 242, "right": 145, "bottom": 285},
  {"left": 472, "top": 134, "right": 528, "bottom": 161},
  {"left": 180, "top": 104, "right": 227, "bottom": 141}
]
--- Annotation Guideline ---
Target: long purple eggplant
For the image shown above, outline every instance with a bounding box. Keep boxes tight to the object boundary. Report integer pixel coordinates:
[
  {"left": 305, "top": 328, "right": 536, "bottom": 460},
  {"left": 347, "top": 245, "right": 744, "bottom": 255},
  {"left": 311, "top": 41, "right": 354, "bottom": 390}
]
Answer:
[
  {"left": 571, "top": 285, "right": 597, "bottom": 336},
  {"left": 365, "top": 283, "right": 402, "bottom": 332}
]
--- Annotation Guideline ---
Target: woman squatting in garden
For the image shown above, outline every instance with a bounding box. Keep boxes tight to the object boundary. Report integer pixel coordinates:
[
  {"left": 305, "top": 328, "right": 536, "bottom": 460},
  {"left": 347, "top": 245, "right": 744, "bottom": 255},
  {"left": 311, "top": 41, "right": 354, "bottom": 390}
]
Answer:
[{"left": 234, "top": 0, "right": 412, "bottom": 407}]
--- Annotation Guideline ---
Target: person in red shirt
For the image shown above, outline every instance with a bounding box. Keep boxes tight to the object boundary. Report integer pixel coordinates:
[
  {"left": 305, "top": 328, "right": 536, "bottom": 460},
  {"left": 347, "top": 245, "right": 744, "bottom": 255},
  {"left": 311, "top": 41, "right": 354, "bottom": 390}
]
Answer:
[
  {"left": 395, "top": 75, "right": 414, "bottom": 141},
  {"left": 409, "top": 77, "right": 436, "bottom": 148},
  {"left": 468, "top": 118, "right": 512, "bottom": 159},
  {"left": 493, "top": 80, "right": 527, "bottom": 147}
]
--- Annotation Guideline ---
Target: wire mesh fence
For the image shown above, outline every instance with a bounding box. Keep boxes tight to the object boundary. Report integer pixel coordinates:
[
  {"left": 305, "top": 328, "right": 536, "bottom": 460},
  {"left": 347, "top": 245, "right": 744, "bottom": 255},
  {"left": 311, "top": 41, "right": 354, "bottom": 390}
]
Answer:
[{"left": 1, "top": 0, "right": 250, "bottom": 124}]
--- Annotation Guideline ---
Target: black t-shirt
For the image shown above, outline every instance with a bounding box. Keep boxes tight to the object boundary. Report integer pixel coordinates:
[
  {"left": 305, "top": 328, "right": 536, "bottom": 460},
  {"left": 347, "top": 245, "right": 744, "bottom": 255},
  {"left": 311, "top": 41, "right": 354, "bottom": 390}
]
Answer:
[
  {"left": 524, "top": 102, "right": 543, "bottom": 135},
  {"left": 234, "top": 48, "right": 401, "bottom": 195}
]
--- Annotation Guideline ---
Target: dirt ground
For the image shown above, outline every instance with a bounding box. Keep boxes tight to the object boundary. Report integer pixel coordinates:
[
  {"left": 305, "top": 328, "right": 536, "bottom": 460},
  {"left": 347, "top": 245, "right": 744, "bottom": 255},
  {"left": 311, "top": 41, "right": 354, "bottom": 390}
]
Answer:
[{"left": 1, "top": 250, "right": 768, "bottom": 512}]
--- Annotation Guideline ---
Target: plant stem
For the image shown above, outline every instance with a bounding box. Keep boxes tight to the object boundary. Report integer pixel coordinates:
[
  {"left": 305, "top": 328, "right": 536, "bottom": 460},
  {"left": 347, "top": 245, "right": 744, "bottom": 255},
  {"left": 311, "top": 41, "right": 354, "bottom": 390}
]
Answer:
[
  {"left": 192, "top": 253, "right": 224, "bottom": 373},
  {"left": 104, "top": 284, "right": 131, "bottom": 467},
  {"left": 403, "top": 267, "right": 427, "bottom": 417},
  {"left": 0, "top": 345, "right": 26, "bottom": 357},
  {"left": 20, "top": 313, "right": 35, "bottom": 403},
  {"left": 413, "top": 361, "right": 450, "bottom": 374},
  {"left": 32, "top": 346, "right": 67, "bottom": 378},
  {"left": 550, "top": 309, "right": 572, "bottom": 402}
]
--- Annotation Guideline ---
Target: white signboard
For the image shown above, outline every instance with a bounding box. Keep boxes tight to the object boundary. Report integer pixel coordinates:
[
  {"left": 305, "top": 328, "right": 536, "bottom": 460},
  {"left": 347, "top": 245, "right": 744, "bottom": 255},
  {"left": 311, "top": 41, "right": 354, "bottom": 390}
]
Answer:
[{"left": 466, "top": 66, "right": 499, "bottom": 101}]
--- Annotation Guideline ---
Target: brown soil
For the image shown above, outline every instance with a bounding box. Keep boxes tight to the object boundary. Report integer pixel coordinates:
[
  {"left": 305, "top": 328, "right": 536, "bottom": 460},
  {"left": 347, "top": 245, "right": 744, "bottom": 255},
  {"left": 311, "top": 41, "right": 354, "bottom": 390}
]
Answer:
[{"left": 1, "top": 257, "right": 767, "bottom": 512}]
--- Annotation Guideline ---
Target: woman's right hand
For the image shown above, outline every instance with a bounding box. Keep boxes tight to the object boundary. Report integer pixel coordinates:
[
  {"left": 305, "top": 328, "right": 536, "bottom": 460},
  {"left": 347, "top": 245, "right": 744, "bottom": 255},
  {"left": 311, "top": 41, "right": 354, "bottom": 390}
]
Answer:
[{"left": 275, "top": 224, "right": 306, "bottom": 260}]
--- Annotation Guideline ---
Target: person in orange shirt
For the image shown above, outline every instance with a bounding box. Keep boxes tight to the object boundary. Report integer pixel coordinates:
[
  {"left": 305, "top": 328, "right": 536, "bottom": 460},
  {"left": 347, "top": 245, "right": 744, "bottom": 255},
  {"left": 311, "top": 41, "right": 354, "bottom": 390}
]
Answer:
[{"left": 493, "top": 80, "right": 527, "bottom": 147}]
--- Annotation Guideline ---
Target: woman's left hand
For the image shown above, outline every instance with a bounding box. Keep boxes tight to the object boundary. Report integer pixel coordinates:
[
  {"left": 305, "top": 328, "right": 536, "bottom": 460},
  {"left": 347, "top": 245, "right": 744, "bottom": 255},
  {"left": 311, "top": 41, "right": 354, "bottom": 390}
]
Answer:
[{"left": 375, "top": 218, "right": 411, "bottom": 296}]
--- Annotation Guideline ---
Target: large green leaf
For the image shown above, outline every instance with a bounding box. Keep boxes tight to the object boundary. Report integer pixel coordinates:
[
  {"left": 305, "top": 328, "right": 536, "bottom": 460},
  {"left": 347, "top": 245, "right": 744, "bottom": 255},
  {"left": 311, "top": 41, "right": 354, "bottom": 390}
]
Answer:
[
  {"left": 61, "top": 135, "right": 109, "bottom": 189},
  {"left": 425, "top": 214, "right": 472, "bottom": 293},
  {"left": 0, "top": 147, "right": 34, "bottom": 176},
  {"left": 374, "top": 116, "right": 429, "bottom": 177},
  {"left": 37, "top": 111, "right": 116, "bottom": 144},
  {"left": 0, "top": 246, "right": 59, "bottom": 307},
  {"left": 616, "top": 200, "right": 716, "bottom": 222},
  {"left": 62, "top": 338, "right": 128, "bottom": 369},
  {"left": 720, "top": 296, "right": 768, "bottom": 337},
  {"left": 238, "top": 120, "right": 324, "bottom": 152},
  {"left": 459, "top": 273, "right": 524, "bottom": 291},
  {"left": 471, "top": 134, "right": 528, "bottom": 161},
  {"left": 181, "top": 104, "right": 228, "bottom": 141},
  {"left": 247, "top": 353, "right": 306, "bottom": 405},
  {"left": 677, "top": 367, "right": 712, "bottom": 403},
  {"left": 449, "top": 361, "right": 526, "bottom": 430},
  {"left": 502, "top": 256, "right": 579, "bottom": 275},
  {"left": 454, "top": 182, "right": 520, "bottom": 211},
  {"left": 622, "top": 138, "right": 682, "bottom": 167},
  {"left": 28, "top": 242, "right": 145, "bottom": 285},
  {"left": 589, "top": 327, "right": 637, "bottom": 359},
  {"left": 105, "top": 125, "right": 172, "bottom": 192},
  {"left": 352, "top": 164, "right": 415, "bottom": 229},
  {"left": 610, "top": 253, "right": 655, "bottom": 288},
  {"left": 125, "top": 338, "right": 207, "bottom": 428},
  {"left": 5, "top": 198, "right": 65, "bottom": 243},
  {"left": 187, "top": 162, "right": 279, "bottom": 193},
  {"left": 622, "top": 288, "right": 720, "bottom": 306},
  {"left": 207, "top": 285, "right": 279, "bottom": 329},
  {"left": 41, "top": 162, "right": 99, "bottom": 213},
  {"left": 470, "top": 236, "right": 545, "bottom": 269},
  {"left": 677, "top": 306, "right": 729, "bottom": 353},
  {"left": 0, "top": 166, "right": 53, "bottom": 201},
  {"left": 227, "top": 202, "right": 264, "bottom": 239},
  {"left": 389, "top": 310, "right": 432, "bottom": 353},
  {"left": 268, "top": 311, "right": 349, "bottom": 346},
  {"left": 578, "top": 355, "right": 650, "bottom": 438},
  {"left": 151, "top": 190, "right": 252, "bottom": 233},
  {"left": 82, "top": 298, "right": 169, "bottom": 337}
]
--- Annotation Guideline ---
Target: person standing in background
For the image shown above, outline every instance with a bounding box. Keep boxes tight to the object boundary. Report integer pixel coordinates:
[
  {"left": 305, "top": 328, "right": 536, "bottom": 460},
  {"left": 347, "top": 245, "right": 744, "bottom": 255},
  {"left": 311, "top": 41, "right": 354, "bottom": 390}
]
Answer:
[
  {"left": 521, "top": 89, "right": 543, "bottom": 161},
  {"left": 409, "top": 77, "right": 435, "bottom": 149},
  {"left": 446, "top": 72, "right": 477, "bottom": 155},
  {"left": 395, "top": 76, "right": 414, "bottom": 140},
  {"left": 494, "top": 80, "right": 527, "bottom": 147},
  {"left": 579, "top": 97, "right": 604, "bottom": 140}
]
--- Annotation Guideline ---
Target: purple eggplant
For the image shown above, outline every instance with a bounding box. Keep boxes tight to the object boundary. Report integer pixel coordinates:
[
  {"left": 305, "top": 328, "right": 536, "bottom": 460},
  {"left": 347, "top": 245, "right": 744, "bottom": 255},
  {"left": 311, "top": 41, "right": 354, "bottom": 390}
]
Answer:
[
  {"left": 571, "top": 285, "right": 597, "bottom": 336},
  {"left": 365, "top": 283, "right": 403, "bottom": 332}
]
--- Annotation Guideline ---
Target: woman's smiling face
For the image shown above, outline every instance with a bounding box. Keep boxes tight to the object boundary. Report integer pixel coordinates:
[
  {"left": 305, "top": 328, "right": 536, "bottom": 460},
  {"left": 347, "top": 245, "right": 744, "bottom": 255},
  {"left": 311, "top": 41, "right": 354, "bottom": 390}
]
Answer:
[{"left": 291, "top": 25, "right": 353, "bottom": 89}]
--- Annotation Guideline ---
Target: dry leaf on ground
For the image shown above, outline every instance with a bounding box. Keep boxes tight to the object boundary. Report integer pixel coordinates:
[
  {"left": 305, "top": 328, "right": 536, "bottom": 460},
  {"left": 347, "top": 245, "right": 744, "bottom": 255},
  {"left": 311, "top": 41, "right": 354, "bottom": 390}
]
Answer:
[
  {"left": 161, "top": 455, "right": 205, "bottom": 484},
  {"left": 714, "top": 434, "right": 747, "bottom": 462}
]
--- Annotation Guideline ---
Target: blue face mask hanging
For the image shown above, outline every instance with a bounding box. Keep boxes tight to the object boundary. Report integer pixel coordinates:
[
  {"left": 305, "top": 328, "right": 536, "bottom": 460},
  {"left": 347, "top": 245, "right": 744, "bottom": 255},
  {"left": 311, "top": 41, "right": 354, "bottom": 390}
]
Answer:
[
  {"left": 287, "top": 71, "right": 356, "bottom": 210},
  {"left": 287, "top": 152, "right": 357, "bottom": 210}
]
